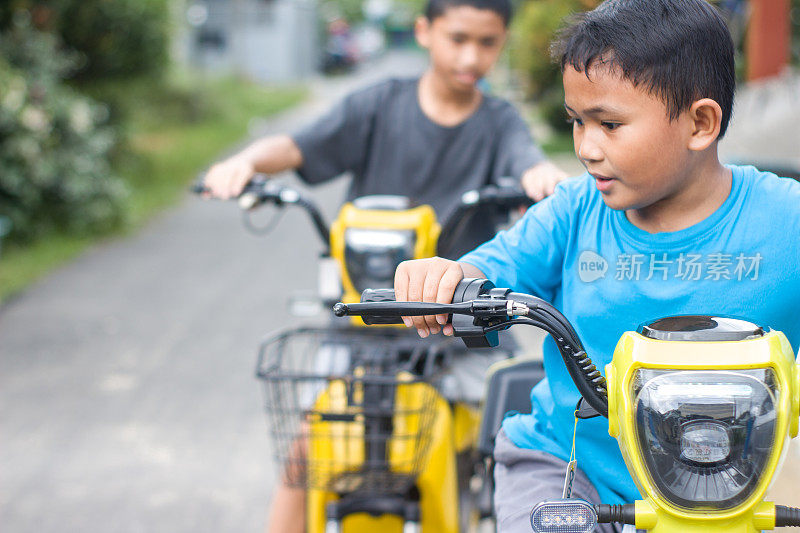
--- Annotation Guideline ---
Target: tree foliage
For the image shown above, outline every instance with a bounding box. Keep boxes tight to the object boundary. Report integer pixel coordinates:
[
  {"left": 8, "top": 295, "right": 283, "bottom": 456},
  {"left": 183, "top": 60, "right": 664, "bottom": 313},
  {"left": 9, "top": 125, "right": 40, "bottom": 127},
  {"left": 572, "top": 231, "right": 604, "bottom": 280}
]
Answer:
[
  {"left": 509, "top": 0, "right": 600, "bottom": 133},
  {"left": 0, "top": 20, "right": 127, "bottom": 243},
  {"left": 0, "top": 0, "right": 170, "bottom": 81}
]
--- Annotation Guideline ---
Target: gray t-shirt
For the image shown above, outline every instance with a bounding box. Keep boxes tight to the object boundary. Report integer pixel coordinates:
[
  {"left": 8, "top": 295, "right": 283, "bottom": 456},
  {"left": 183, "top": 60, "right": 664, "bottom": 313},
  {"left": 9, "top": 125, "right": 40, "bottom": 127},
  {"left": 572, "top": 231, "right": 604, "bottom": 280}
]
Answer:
[{"left": 292, "top": 77, "right": 544, "bottom": 257}]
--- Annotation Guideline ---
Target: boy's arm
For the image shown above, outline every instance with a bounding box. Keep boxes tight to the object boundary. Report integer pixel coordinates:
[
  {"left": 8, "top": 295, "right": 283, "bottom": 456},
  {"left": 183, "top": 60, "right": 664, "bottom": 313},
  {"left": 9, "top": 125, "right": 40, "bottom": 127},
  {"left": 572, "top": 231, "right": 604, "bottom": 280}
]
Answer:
[
  {"left": 491, "top": 104, "right": 570, "bottom": 201},
  {"left": 394, "top": 257, "right": 485, "bottom": 337},
  {"left": 520, "top": 160, "right": 570, "bottom": 202},
  {"left": 203, "top": 82, "right": 382, "bottom": 199},
  {"left": 203, "top": 135, "right": 302, "bottom": 199}
]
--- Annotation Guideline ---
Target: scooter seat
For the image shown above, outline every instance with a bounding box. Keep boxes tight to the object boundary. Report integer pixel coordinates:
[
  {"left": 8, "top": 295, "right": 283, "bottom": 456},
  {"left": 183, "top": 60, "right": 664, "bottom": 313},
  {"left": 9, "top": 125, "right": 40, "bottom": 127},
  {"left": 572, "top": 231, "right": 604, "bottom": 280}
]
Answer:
[{"left": 478, "top": 358, "right": 545, "bottom": 457}]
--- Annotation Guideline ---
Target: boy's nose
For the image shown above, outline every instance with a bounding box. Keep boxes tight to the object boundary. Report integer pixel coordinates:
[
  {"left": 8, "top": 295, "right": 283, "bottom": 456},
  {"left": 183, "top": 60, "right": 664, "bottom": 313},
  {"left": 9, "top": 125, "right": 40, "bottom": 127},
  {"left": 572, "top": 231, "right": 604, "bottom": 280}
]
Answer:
[
  {"left": 458, "top": 44, "right": 480, "bottom": 68},
  {"left": 577, "top": 134, "right": 603, "bottom": 164}
]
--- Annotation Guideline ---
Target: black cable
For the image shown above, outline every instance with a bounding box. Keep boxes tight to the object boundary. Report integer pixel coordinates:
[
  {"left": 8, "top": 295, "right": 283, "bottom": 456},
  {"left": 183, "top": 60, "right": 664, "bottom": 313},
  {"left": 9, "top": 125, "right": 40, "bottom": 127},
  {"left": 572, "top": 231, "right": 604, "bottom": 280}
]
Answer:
[
  {"left": 595, "top": 504, "right": 636, "bottom": 525},
  {"left": 506, "top": 293, "right": 609, "bottom": 417},
  {"left": 776, "top": 506, "right": 800, "bottom": 527},
  {"left": 242, "top": 207, "right": 284, "bottom": 235},
  {"left": 538, "top": 305, "right": 584, "bottom": 349},
  {"left": 295, "top": 196, "right": 330, "bottom": 249},
  {"left": 528, "top": 305, "right": 607, "bottom": 396},
  {"left": 481, "top": 317, "right": 551, "bottom": 333}
]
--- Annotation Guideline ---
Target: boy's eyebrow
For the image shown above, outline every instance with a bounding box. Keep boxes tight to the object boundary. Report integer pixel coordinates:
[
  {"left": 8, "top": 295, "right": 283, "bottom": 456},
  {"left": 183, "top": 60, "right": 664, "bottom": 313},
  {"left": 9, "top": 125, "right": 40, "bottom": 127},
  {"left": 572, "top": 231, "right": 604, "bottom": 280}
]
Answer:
[{"left": 564, "top": 104, "right": 625, "bottom": 116}]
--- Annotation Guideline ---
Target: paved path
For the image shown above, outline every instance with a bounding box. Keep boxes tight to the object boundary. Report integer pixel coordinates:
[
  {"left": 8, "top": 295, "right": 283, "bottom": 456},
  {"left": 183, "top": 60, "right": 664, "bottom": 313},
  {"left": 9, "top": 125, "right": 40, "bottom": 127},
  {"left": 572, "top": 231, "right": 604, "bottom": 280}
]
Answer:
[{"left": 0, "top": 50, "right": 426, "bottom": 533}]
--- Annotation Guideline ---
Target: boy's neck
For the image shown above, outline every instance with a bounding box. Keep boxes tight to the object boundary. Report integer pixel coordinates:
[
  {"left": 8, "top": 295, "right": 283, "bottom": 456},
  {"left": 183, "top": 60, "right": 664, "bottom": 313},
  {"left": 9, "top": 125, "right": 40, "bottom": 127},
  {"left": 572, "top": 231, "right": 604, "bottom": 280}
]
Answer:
[
  {"left": 418, "top": 70, "right": 483, "bottom": 127},
  {"left": 626, "top": 154, "right": 732, "bottom": 234}
]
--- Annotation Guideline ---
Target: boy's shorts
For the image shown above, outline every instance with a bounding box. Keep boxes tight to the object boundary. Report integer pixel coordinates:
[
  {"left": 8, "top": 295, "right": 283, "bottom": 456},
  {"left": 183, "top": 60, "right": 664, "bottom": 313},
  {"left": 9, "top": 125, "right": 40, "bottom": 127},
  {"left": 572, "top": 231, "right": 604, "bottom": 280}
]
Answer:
[{"left": 494, "top": 429, "right": 639, "bottom": 533}]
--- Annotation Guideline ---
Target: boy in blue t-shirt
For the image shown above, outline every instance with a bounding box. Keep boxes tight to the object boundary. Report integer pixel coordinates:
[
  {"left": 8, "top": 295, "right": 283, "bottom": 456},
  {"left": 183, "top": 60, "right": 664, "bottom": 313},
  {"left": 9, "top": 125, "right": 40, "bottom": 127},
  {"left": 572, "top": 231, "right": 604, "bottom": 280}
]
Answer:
[{"left": 393, "top": 0, "right": 800, "bottom": 531}]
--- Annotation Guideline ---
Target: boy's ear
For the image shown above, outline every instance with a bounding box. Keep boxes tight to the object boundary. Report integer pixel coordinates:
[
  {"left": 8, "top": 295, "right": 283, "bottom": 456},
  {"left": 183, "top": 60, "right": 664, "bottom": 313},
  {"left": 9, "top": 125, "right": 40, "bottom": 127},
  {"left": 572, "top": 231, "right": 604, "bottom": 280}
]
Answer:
[
  {"left": 687, "top": 98, "right": 723, "bottom": 151},
  {"left": 415, "top": 15, "right": 432, "bottom": 49}
]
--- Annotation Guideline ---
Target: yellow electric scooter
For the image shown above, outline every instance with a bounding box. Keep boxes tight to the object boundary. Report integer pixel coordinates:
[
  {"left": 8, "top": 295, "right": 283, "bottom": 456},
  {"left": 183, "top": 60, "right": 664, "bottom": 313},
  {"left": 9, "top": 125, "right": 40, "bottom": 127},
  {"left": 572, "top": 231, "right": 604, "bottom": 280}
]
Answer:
[
  {"left": 201, "top": 178, "right": 534, "bottom": 533},
  {"left": 336, "top": 280, "right": 800, "bottom": 533}
]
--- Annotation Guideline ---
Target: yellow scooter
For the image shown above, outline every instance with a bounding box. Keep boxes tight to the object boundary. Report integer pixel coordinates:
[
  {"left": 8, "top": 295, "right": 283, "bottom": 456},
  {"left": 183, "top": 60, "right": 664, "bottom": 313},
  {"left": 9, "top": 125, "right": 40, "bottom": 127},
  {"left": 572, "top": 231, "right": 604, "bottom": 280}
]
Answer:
[
  {"left": 336, "top": 280, "right": 800, "bottom": 532},
  {"left": 196, "top": 177, "right": 534, "bottom": 532}
]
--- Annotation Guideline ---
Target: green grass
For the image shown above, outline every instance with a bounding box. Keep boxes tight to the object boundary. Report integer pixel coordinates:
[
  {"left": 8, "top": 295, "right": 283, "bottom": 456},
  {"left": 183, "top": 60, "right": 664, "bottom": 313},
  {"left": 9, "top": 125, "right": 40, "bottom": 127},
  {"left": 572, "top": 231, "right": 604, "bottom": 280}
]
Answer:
[
  {"left": 0, "top": 236, "right": 93, "bottom": 302},
  {"left": 0, "top": 75, "right": 306, "bottom": 303}
]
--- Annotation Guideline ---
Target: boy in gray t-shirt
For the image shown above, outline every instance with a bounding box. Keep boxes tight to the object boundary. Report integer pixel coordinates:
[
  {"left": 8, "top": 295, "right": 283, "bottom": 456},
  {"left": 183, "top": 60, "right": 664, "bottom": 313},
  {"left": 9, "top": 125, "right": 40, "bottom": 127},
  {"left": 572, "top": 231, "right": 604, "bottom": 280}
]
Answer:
[
  {"left": 293, "top": 76, "right": 549, "bottom": 256},
  {"left": 203, "top": 3, "right": 567, "bottom": 258},
  {"left": 203, "top": 0, "right": 567, "bottom": 530}
]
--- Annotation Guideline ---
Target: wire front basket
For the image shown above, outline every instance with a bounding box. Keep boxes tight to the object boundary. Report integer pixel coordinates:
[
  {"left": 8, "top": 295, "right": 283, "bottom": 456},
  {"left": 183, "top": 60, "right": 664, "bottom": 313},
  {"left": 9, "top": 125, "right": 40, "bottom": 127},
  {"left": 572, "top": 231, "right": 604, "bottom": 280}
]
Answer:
[{"left": 256, "top": 327, "right": 444, "bottom": 495}]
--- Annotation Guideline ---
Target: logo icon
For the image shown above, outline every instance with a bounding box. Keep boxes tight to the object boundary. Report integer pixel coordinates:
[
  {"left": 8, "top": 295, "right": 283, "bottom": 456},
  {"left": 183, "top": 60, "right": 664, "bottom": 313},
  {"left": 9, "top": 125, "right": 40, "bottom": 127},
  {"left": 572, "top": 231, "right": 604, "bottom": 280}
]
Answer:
[{"left": 578, "top": 250, "right": 608, "bottom": 283}]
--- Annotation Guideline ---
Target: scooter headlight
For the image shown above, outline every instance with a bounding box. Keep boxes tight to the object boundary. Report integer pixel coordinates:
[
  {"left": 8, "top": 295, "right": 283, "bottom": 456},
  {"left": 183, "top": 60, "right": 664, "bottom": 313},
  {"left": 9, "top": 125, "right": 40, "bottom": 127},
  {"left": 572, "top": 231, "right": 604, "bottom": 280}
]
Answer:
[
  {"left": 344, "top": 228, "right": 416, "bottom": 293},
  {"left": 632, "top": 369, "right": 779, "bottom": 510}
]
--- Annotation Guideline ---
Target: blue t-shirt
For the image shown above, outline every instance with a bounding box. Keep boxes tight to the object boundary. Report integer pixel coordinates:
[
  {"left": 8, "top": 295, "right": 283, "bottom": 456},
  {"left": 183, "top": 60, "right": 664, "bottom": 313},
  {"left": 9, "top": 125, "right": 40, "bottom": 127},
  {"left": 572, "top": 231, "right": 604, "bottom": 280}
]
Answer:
[{"left": 460, "top": 165, "right": 800, "bottom": 505}]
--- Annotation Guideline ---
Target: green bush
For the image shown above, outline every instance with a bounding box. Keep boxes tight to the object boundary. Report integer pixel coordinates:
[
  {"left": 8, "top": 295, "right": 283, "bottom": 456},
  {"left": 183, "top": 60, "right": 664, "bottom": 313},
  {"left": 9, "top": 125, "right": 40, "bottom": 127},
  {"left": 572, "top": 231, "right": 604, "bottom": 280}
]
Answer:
[
  {"left": 0, "top": 0, "right": 169, "bottom": 81},
  {"left": 0, "top": 22, "right": 127, "bottom": 244},
  {"left": 509, "top": 0, "right": 600, "bottom": 133}
]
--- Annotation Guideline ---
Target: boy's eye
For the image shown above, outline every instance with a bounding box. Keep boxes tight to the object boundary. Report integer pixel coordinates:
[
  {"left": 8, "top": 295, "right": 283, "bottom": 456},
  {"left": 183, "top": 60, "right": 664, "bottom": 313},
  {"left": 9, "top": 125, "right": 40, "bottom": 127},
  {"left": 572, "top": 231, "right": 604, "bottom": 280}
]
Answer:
[
  {"left": 567, "top": 117, "right": 583, "bottom": 127},
  {"left": 480, "top": 38, "right": 498, "bottom": 48},
  {"left": 451, "top": 34, "right": 467, "bottom": 44},
  {"left": 601, "top": 121, "right": 621, "bottom": 131}
]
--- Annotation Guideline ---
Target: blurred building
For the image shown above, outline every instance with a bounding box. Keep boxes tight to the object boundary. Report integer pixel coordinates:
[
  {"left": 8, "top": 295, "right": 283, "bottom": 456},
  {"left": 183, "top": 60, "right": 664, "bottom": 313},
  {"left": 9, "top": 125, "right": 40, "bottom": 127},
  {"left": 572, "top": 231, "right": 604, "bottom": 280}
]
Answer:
[{"left": 182, "top": 0, "right": 319, "bottom": 82}]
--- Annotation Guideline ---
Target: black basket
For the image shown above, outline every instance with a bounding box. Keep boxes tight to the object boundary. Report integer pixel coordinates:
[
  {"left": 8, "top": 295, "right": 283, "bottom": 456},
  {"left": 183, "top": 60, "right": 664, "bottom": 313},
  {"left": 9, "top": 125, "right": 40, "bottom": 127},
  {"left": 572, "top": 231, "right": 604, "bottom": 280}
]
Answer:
[{"left": 256, "top": 327, "right": 447, "bottom": 494}]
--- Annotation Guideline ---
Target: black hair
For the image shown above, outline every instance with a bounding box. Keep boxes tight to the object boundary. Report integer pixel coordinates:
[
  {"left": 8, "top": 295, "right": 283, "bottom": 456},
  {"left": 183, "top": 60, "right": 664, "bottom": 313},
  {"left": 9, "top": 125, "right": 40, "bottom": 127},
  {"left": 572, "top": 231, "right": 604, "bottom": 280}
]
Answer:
[
  {"left": 425, "top": 0, "right": 513, "bottom": 27},
  {"left": 554, "top": 0, "right": 735, "bottom": 138}
]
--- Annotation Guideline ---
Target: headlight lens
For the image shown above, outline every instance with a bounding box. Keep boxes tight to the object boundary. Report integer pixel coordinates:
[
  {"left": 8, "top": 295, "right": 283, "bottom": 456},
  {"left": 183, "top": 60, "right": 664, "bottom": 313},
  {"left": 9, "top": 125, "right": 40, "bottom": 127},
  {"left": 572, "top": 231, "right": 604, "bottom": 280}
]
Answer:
[
  {"left": 680, "top": 420, "right": 730, "bottom": 464},
  {"left": 344, "top": 229, "right": 416, "bottom": 293},
  {"left": 632, "top": 369, "right": 779, "bottom": 510}
]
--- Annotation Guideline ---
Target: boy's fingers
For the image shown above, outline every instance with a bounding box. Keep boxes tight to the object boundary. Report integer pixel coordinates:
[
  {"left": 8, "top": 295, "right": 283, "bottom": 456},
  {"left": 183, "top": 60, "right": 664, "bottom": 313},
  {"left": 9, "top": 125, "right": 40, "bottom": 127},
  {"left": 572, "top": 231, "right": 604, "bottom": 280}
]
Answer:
[
  {"left": 229, "top": 169, "right": 249, "bottom": 199},
  {"left": 422, "top": 261, "right": 449, "bottom": 332},
  {"left": 203, "top": 171, "right": 221, "bottom": 199},
  {"left": 435, "top": 264, "right": 463, "bottom": 325},
  {"left": 405, "top": 263, "right": 428, "bottom": 334},
  {"left": 396, "top": 258, "right": 460, "bottom": 338},
  {"left": 394, "top": 262, "right": 410, "bottom": 302},
  {"left": 521, "top": 179, "right": 544, "bottom": 202},
  {"left": 417, "top": 261, "right": 443, "bottom": 333},
  {"left": 394, "top": 263, "right": 412, "bottom": 328}
]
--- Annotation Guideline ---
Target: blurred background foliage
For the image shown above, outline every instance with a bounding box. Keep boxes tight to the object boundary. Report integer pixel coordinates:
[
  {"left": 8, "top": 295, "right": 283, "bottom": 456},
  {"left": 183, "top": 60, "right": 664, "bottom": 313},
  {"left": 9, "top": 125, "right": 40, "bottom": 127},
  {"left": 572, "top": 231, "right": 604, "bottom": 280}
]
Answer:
[
  {"left": 0, "top": 16, "right": 128, "bottom": 244},
  {"left": 0, "top": 0, "right": 170, "bottom": 81},
  {"left": 510, "top": 0, "right": 800, "bottom": 134},
  {"left": 0, "top": 0, "right": 305, "bottom": 300},
  {"left": 509, "top": 0, "right": 600, "bottom": 134}
]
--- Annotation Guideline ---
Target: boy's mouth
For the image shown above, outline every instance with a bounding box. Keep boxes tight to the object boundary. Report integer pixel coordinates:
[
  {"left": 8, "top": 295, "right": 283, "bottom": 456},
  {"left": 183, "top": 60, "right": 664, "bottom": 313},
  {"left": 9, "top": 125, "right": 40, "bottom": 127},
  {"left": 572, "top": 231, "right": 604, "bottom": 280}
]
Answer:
[
  {"left": 591, "top": 173, "right": 616, "bottom": 192},
  {"left": 453, "top": 71, "right": 480, "bottom": 85}
]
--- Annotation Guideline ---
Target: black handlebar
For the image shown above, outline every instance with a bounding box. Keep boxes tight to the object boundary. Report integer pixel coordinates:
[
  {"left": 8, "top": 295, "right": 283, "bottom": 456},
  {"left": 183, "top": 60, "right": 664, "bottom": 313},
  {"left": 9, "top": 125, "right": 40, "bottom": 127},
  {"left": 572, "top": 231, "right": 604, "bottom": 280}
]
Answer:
[
  {"left": 195, "top": 173, "right": 533, "bottom": 255},
  {"left": 192, "top": 175, "right": 330, "bottom": 248},
  {"left": 334, "top": 280, "right": 609, "bottom": 418},
  {"left": 438, "top": 184, "right": 533, "bottom": 257}
]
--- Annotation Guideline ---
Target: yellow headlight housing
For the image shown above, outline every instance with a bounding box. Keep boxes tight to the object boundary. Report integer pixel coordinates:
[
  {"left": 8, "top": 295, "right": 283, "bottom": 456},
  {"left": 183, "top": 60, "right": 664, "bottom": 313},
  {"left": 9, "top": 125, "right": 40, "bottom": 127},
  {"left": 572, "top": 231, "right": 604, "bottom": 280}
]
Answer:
[
  {"left": 605, "top": 315, "right": 796, "bottom": 520},
  {"left": 330, "top": 197, "right": 440, "bottom": 306}
]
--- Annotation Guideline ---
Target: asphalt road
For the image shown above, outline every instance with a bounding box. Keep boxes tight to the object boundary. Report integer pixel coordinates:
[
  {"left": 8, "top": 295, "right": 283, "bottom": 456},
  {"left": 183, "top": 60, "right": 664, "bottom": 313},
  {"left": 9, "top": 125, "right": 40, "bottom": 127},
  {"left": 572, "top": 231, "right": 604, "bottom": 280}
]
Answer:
[{"left": 0, "top": 50, "right": 428, "bottom": 533}]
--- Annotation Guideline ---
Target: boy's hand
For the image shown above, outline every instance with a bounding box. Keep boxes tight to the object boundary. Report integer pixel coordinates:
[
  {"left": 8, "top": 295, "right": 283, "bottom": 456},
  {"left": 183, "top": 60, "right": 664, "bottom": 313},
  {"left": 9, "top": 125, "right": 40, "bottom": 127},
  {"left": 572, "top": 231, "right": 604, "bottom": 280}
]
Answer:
[
  {"left": 521, "top": 161, "right": 569, "bottom": 202},
  {"left": 203, "top": 156, "right": 257, "bottom": 200},
  {"left": 394, "top": 257, "right": 465, "bottom": 338}
]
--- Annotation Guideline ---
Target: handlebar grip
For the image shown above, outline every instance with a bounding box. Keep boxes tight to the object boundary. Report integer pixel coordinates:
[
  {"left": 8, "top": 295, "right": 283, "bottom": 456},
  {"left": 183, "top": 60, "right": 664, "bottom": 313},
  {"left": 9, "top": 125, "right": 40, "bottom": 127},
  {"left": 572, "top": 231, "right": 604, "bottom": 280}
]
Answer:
[
  {"left": 360, "top": 288, "right": 396, "bottom": 303},
  {"left": 358, "top": 289, "right": 403, "bottom": 324}
]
